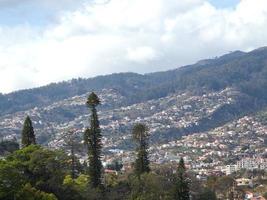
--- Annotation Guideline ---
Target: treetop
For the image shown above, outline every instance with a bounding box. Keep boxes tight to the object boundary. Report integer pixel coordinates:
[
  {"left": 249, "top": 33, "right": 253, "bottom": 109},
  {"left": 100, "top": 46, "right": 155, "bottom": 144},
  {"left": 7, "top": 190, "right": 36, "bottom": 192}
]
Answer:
[{"left": 86, "top": 92, "right": 101, "bottom": 107}]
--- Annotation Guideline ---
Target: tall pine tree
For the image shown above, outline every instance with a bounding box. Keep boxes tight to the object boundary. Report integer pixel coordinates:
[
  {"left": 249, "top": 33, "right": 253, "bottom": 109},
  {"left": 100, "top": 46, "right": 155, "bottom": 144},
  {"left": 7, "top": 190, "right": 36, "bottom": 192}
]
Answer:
[
  {"left": 62, "top": 129, "right": 83, "bottom": 179},
  {"left": 132, "top": 123, "right": 150, "bottom": 177},
  {"left": 21, "top": 116, "right": 36, "bottom": 148},
  {"left": 174, "top": 157, "right": 190, "bottom": 200},
  {"left": 84, "top": 92, "right": 102, "bottom": 188}
]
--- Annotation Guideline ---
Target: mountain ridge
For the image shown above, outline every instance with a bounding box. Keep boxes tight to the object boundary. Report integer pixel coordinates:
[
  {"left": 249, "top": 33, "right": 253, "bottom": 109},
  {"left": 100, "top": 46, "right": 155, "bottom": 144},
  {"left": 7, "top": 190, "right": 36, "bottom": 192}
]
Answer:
[
  {"left": 1, "top": 47, "right": 267, "bottom": 116},
  {"left": 0, "top": 46, "right": 267, "bottom": 150}
]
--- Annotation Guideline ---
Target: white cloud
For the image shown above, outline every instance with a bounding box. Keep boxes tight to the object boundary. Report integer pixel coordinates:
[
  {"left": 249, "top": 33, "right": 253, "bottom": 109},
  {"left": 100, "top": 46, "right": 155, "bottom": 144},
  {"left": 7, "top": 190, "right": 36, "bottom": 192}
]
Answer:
[
  {"left": 127, "top": 47, "right": 157, "bottom": 63},
  {"left": 0, "top": 0, "right": 267, "bottom": 93}
]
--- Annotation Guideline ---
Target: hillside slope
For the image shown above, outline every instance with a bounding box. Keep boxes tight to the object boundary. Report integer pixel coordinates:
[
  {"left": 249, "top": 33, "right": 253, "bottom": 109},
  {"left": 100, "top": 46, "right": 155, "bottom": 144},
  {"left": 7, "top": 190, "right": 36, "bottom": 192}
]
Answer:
[
  {"left": 0, "top": 47, "right": 267, "bottom": 150},
  {"left": 1, "top": 47, "right": 267, "bottom": 116}
]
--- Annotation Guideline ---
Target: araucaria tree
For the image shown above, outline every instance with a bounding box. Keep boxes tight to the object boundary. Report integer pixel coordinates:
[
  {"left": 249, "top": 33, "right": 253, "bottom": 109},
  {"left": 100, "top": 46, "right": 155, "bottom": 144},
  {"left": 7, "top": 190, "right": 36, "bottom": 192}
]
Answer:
[
  {"left": 21, "top": 116, "right": 36, "bottom": 148},
  {"left": 174, "top": 157, "right": 190, "bottom": 200},
  {"left": 84, "top": 92, "right": 102, "bottom": 188},
  {"left": 63, "top": 129, "right": 82, "bottom": 179},
  {"left": 132, "top": 123, "right": 150, "bottom": 177}
]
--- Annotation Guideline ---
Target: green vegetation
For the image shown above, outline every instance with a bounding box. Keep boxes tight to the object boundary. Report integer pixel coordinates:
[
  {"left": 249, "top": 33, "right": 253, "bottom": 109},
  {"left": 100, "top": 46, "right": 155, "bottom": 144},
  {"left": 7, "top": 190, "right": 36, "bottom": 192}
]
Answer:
[
  {"left": 197, "top": 188, "right": 217, "bottom": 200},
  {"left": 62, "top": 129, "right": 83, "bottom": 179},
  {"left": 173, "top": 158, "right": 190, "bottom": 200},
  {"left": 0, "top": 140, "right": 19, "bottom": 156},
  {"left": 0, "top": 137, "right": 265, "bottom": 200},
  {"left": 0, "top": 145, "right": 69, "bottom": 200},
  {"left": 132, "top": 123, "right": 150, "bottom": 177},
  {"left": 128, "top": 173, "right": 172, "bottom": 200},
  {"left": 21, "top": 116, "right": 36, "bottom": 148},
  {"left": 0, "top": 144, "right": 191, "bottom": 200},
  {"left": 84, "top": 92, "right": 103, "bottom": 188},
  {"left": 206, "top": 176, "right": 237, "bottom": 199},
  {"left": 16, "top": 183, "right": 58, "bottom": 200}
]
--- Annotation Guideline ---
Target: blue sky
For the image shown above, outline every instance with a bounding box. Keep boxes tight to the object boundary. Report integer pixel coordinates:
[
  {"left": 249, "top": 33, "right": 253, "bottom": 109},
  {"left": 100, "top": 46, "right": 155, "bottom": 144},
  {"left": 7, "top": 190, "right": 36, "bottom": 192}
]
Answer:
[
  {"left": 0, "top": 0, "right": 84, "bottom": 26},
  {"left": 208, "top": 0, "right": 240, "bottom": 8},
  {"left": 0, "top": 0, "right": 267, "bottom": 93},
  {"left": 0, "top": 0, "right": 239, "bottom": 27}
]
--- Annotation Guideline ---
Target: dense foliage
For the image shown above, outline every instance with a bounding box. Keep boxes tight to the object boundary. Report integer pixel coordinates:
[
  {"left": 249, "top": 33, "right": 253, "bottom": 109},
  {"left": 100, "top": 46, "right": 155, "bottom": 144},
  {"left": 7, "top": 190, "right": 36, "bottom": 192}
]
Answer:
[
  {"left": 0, "top": 140, "right": 19, "bottom": 156},
  {"left": 173, "top": 158, "right": 190, "bottom": 200},
  {"left": 84, "top": 92, "right": 103, "bottom": 188},
  {"left": 21, "top": 116, "right": 36, "bottom": 148},
  {"left": 0, "top": 144, "right": 187, "bottom": 200},
  {"left": 0, "top": 145, "right": 70, "bottom": 200},
  {"left": 132, "top": 123, "right": 150, "bottom": 177},
  {"left": 1, "top": 144, "right": 251, "bottom": 200}
]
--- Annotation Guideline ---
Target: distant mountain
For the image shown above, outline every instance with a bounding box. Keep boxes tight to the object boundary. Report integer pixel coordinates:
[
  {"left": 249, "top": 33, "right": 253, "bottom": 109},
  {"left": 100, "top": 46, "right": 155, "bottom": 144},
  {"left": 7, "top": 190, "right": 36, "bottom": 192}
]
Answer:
[
  {"left": 1, "top": 47, "right": 267, "bottom": 115},
  {"left": 0, "top": 47, "right": 267, "bottom": 149}
]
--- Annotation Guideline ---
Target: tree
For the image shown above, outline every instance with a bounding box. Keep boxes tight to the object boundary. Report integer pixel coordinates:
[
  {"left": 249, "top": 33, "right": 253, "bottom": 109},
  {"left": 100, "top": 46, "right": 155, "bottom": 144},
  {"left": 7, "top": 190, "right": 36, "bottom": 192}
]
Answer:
[
  {"left": 129, "top": 173, "right": 172, "bottom": 200},
  {"left": 16, "top": 183, "right": 58, "bottom": 200},
  {"left": 62, "top": 129, "right": 83, "bottom": 179},
  {"left": 132, "top": 123, "right": 150, "bottom": 177},
  {"left": 206, "top": 176, "right": 218, "bottom": 192},
  {"left": 21, "top": 116, "right": 36, "bottom": 147},
  {"left": 174, "top": 158, "right": 190, "bottom": 200},
  {"left": 84, "top": 92, "right": 102, "bottom": 188},
  {"left": 27, "top": 148, "right": 70, "bottom": 195},
  {"left": 0, "top": 139, "right": 19, "bottom": 156},
  {"left": 0, "top": 159, "right": 27, "bottom": 200},
  {"left": 197, "top": 188, "right": 217, "bottom": 200},
  {"left": 63, "top": 174, "right": 89, "bottom": 192},
  {"left": 0, "top": 144, "right": 110, "bottom": 200},
  {"left": 0, "top": 145, "right": 70, "bottom": 200}
]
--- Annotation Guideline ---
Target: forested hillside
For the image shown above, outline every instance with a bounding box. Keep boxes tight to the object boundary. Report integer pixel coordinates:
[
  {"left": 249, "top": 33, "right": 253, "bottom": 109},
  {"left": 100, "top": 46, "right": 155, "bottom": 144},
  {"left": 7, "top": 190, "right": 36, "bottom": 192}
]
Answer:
[{"left": 1, "top": 47, "right": 267, "bottom": 116}]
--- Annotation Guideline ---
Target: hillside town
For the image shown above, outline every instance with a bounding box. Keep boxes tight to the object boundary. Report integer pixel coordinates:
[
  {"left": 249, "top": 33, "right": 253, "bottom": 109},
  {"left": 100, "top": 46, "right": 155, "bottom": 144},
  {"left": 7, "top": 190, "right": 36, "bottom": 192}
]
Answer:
[
  {"left": 101, "top": 114, "right": 267, "bottom": 173},
  {"left": 1, "top": 88, "right": 266, "bottom": 169},
  {"left": 0, "top": 86, "right": 266, "bottom": 200}
]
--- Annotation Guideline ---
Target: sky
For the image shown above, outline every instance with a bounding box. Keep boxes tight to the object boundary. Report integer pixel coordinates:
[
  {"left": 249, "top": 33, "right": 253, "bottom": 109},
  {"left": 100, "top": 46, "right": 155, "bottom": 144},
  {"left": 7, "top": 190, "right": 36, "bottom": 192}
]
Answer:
[{"left": 0, "top": 0, "right": 267, "bottom": 93}]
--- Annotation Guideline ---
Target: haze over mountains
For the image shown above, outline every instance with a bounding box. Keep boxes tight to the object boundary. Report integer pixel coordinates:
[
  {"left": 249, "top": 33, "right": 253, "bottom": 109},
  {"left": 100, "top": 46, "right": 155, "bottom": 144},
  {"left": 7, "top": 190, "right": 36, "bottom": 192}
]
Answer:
[{"left": 0, "top": 47, "right": 267, "bottom": 150}]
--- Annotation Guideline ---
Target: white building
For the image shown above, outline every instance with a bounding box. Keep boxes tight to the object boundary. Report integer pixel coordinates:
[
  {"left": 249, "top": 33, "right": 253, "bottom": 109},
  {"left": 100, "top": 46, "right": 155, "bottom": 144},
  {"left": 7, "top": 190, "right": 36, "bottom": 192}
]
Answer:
[
  {"left": 237, "top": 157, "right": 267, "bottom": 171},
  {"left": 235, "top": 178, "right": 253, "bottom": 187},
  {"left": 221, "top": 165, "right": 238, "bottom": 175}
]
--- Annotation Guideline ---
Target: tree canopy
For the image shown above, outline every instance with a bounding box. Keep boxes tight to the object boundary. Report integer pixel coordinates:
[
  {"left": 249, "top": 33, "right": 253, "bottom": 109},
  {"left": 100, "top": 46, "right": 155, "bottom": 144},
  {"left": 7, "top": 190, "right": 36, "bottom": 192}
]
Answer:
[{"left": 21, "top": 116, "right": 36, "bottom": 148}]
